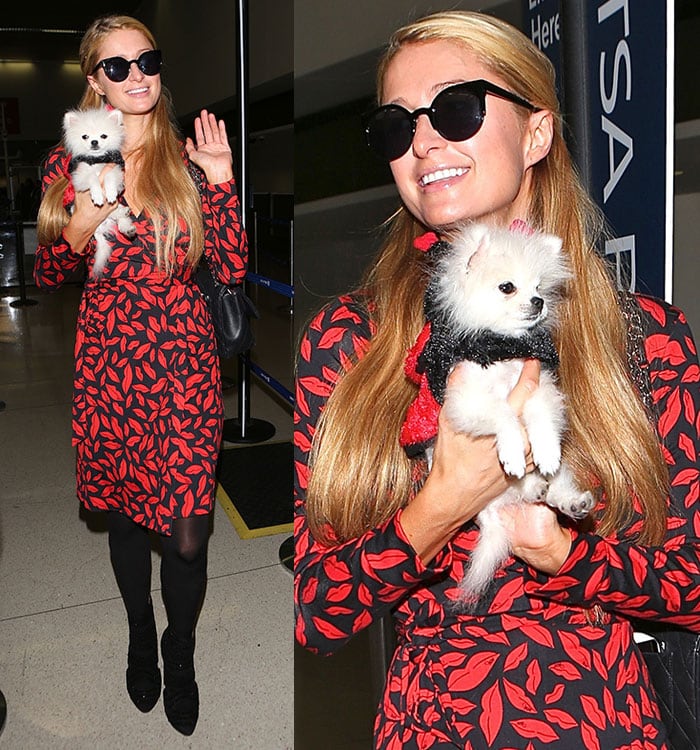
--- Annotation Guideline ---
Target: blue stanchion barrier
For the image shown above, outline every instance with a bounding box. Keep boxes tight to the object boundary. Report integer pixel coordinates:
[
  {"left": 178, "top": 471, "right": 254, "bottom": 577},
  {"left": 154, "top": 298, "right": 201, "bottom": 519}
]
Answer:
[{"left": 247, "top": 271, "right": 293, "bottom": 299}]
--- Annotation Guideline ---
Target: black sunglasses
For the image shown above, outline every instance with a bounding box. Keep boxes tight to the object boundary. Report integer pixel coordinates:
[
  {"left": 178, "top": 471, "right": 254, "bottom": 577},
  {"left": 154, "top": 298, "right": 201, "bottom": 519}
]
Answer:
[
  {"left": 363, "top": 79, "right": 540, "bottom": 161},
  {"left": 92, "top": 49, "right": 163, "bottom": 83}
]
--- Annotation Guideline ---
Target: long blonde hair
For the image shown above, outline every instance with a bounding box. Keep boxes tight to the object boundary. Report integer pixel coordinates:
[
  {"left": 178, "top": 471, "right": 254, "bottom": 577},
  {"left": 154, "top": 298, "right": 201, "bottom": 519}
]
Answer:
[
  {"left": 37, "top": 15, "right": 204, "bottom": 273},
  {"left": 306, "top": 11, "right": 668, "bottom": 546}
]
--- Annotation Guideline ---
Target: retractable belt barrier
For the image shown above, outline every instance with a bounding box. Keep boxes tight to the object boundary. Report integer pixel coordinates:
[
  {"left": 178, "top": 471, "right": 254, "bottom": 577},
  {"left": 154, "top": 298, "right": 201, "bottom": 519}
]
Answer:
[{"left": 246, "top": 271, "right": 293, "bottom": 303}]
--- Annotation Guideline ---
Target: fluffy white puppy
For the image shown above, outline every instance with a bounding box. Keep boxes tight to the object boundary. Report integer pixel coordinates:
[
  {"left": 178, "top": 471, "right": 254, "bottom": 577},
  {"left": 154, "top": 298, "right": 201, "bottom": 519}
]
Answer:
[
  {"left": 431, "top": 223, "right": 596, "bottom": 605},
  {"left": 63, "top": 107, "right": 135, "bottom": 277}
]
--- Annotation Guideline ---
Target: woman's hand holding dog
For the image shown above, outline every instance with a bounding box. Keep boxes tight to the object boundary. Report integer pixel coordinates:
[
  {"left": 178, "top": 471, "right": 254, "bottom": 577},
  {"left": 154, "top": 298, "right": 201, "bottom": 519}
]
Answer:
[
  {"left": 498, "top": 501, "right": 572, "bottom": 575},
  {"left": 400, "top": 359, "right": 542, "bottom": 565},
  {"left": 64, "top": 166, "right": 123, "bottom": 255}
]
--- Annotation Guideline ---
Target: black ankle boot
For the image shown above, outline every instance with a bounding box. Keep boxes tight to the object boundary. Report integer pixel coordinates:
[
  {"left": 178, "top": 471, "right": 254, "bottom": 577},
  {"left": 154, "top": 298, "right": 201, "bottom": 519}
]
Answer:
[
  {"left": 161, "top": 628, "right": 199, "bottom": 735},
  {"left": 126, "top": 605, "right": 161, "bottom": 712}
]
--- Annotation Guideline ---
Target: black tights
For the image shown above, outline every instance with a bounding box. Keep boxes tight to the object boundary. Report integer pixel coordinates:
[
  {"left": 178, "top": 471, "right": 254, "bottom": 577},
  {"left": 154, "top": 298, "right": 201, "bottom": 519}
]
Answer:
[{"left": 107, "top": 512, "right": 210, "bottom": 639}]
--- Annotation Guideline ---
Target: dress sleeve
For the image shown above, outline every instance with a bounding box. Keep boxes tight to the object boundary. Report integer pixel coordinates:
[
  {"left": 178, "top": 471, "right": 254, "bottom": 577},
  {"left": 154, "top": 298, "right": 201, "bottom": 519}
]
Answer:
[
  {"left": 523, "top": 297, "right": 700, "bottom": 629},
  {"left": 33, "top": 147, "right": 85, "bottom": 290},
  {"left": 294, "top": 295, "right": 452, "bottom": 656},
  {"left": 199, "top": 176, "right": 248, "bottom": 285}
]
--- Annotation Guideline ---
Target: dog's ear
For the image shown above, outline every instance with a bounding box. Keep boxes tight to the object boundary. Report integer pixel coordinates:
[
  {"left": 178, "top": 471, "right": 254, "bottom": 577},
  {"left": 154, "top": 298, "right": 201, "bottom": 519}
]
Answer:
[
  {"left": 450, "top": 222, "right": 491, "bottom": 269},
  {"left": 536, "top": 233, "right": 572, "bottom": 288},
  {"left": 464, "top": 223, "right": 491, "bottom": 270},
  {"left": 467, "top": 222, "right": 491, "bottom": 248},
  {"left": 63, "top": 110, "right": 79, "bottom": 131},
  {"left": 537, "top": 233, "right": 564, "bottom": 258},
  {"left": 107, "top": 108, "right": 124, "bottom": 126}
]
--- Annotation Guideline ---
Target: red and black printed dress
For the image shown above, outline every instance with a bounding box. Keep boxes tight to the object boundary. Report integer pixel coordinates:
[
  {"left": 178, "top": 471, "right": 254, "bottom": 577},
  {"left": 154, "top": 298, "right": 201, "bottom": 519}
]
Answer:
[
  {"left": 34, "top": 146, "right": 247, "bottom": 536},
  {"left": 294, "top": 290, "right": 700, "bottom": 749}
]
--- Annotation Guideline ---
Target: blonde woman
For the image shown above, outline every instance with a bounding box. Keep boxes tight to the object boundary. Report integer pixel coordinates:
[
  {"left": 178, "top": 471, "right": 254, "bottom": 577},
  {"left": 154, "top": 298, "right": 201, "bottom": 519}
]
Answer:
[
  {"left": 294, "top": 10, "right": 700, "bottom": 749},
  {"left": 34, "top": 15, "right": 247, "bottom": 736}
]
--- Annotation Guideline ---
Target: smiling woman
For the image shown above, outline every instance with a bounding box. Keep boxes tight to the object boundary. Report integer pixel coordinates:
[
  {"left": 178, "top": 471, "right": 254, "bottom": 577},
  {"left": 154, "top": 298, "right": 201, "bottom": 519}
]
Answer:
[
  {"left": 379, "top": 39, "right": 552, "bottom": 230},
  {"left": 33, "top": 13, "right": 248, "bottom": 737},
  {"left": 84, "top": 27, "right": 164, "bottom": 125},
  {"left": 294, "top": 9, "right": 700, "bottom": 750}
]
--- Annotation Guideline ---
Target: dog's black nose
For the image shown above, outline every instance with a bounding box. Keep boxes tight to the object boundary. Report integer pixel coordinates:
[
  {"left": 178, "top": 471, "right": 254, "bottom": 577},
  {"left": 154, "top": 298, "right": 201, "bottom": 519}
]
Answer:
[
  {"left": 90, "top": 140, "right": 99, "bottom": 149},
  {"left": 530, "top": 296, "right": 544, "bottom": 313}
]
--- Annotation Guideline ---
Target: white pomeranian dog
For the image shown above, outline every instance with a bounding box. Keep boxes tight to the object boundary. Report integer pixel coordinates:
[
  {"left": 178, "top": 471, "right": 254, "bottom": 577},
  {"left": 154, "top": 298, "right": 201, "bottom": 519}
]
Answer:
[
  {"left": 63, "top": 107, "right": 135, "bottom": 277},
  {"left": 426, "top": 223, "right": 596, "bottom": 606}
]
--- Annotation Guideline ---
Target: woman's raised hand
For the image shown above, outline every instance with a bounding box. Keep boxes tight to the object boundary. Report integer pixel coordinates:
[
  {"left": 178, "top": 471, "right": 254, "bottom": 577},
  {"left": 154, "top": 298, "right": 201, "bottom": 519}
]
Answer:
[{"left": 185, "top": 109, "right": 233, "bottom": 185}]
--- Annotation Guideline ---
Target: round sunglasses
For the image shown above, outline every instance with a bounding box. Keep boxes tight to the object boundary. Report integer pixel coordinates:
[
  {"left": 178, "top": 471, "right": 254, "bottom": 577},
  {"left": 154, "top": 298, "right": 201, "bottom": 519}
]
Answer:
[
  {"left": 363, "top": 79, "right": 540, "bottom": 161},
  {"left": 92, "top": 49, "right": 163, "bottom": 83}
]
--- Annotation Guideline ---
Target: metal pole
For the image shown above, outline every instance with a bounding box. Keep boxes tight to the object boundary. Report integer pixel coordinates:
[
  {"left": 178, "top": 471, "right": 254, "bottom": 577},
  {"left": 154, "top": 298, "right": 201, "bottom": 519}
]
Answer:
[
  {"left": 222, "top": 0, "right": 275, "bottom": 444},
  {"left": 1, "top": 103, "right": 15, "bottom": 211},
  {"left": 560, "top": 0, "right": 592, "bottom": 192},
  {"left": 2, "top": 103, "right": 36, "bottom": 307},
  {"left": 236, "top": 0, "right": 249, "bottom": 233},
  {"left": 9, "top": 210, "right": 37, "bottom": 308}
]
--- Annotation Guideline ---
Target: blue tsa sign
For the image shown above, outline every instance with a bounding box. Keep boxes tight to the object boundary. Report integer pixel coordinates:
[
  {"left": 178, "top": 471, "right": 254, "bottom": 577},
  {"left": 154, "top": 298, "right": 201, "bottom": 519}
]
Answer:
[
  {"left": 523, "top": 0, "right": 563, "bottom": 97},
  {"left": 588, "top": 0, "right": 672, "bottom": 299},
  {"left": 524, "top": 0, "right": 673, "bottom": 300}
]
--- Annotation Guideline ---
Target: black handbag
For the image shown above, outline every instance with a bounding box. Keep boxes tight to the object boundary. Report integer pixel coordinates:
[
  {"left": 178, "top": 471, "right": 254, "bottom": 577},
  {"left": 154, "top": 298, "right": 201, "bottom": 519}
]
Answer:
[
  {"left": 195, "top": 260, "right": 258, "bottom": 359},
  {"left": 638, "top": 627, "right": 700, "bottom": 750},
  {"left": 622, "top": 293, "right": 700, "bottom": 750}
]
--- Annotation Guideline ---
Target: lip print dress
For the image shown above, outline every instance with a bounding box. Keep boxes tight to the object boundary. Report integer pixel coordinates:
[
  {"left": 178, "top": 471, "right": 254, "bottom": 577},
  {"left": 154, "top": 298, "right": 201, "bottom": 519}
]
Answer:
[
  {"left": 34, "top": 145, "right": 247, "bottom": 535},
  {"left": 294, "top": 290, "right": 700, "bottom": 750}
]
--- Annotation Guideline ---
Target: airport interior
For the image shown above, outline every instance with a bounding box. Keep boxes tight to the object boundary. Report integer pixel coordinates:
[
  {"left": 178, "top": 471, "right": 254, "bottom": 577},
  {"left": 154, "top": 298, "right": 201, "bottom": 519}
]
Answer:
[
  {"left": 1, "top": 1, "right": 699, "bottom": 748},
  {"left": 1, "top": 1, "right": 293, "bottom": 747}
]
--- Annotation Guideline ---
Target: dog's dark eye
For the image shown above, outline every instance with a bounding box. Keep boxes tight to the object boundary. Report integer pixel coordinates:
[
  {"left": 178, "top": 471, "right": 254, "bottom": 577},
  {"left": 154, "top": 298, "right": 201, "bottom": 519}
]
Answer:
[
  {"left": 100, "top": 133, "right": 108, "bottom": 140},
  {"left": 499, "top": 282, "right": 516, "bottom": 295},
  {"left": 81, "top": 134, "right": 89, "bottom": 140}
]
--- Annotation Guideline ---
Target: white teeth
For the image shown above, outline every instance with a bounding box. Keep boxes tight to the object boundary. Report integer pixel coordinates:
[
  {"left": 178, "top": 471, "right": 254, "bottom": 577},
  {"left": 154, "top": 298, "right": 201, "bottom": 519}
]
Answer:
[
  {"left": 128, "top": 87, "right": 148, "bottom": 94},
  {"left": 420, "top": 167, "right": 467, "bottom": 186}
]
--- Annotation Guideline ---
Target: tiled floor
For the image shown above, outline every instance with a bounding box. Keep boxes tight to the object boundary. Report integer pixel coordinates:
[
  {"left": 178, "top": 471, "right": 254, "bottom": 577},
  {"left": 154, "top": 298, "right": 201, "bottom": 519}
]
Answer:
[{"left": 0, "top": 269, "right": 293, "bottom": 748}]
